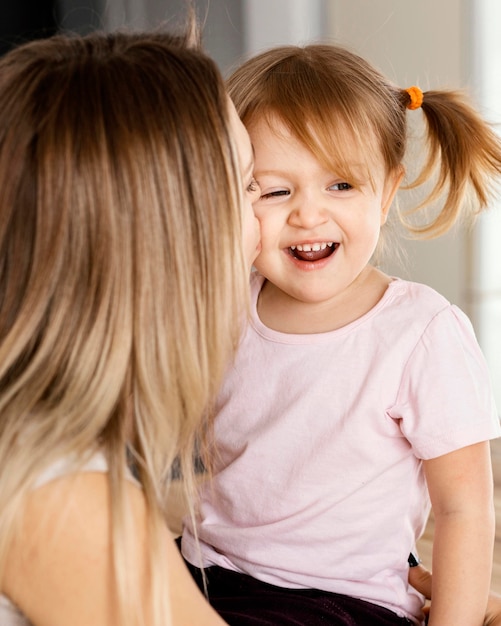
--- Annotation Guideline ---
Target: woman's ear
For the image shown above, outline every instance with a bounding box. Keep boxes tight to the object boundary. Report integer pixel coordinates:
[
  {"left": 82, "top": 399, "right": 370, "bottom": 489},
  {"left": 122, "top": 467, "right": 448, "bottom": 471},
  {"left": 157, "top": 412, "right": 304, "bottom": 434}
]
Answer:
[{"left": 380, "top": 167, "right": 404, "bottom": 225}]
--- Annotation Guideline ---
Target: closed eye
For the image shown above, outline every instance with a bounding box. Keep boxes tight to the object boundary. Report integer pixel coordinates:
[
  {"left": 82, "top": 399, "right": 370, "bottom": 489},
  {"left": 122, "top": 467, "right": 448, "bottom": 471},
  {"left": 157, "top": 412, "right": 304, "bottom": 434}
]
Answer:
[{"left": 260, "top": 189, "right": 290, "bottom": 200}]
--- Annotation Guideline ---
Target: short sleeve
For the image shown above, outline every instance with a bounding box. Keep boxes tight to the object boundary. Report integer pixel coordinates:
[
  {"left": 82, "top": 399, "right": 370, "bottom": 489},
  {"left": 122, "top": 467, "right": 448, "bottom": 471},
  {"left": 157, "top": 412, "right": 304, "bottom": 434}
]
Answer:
[{"left": 388, "top": 305, "right": 500, "bottom": 459}]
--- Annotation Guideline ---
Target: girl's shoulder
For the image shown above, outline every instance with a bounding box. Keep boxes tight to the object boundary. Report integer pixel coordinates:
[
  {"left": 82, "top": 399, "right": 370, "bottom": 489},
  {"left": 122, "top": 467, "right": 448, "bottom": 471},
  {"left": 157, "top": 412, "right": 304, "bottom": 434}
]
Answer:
[
  {"left": 382, "top": 277, "right": 468, "bottom": 327},
  {"left": 374, "top": 278, "right": 478, "bottom": 345},
  {"left": 385, "top": 277, "right": 451, "bottom": 312}
]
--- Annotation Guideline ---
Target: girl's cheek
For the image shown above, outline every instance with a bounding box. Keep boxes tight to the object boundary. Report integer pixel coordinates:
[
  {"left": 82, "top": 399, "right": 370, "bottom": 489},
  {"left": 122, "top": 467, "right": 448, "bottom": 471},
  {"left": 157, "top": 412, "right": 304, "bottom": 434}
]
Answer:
[{"left": 252, "top": 202, "right": 268, "bottom": 221}]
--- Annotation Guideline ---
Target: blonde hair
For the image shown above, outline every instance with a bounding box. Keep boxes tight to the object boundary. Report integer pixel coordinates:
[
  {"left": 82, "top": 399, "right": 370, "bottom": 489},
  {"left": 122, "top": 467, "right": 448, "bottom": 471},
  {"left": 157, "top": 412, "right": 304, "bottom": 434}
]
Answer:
[
  {"left": 227, "top": 44, "right": 501, "bottom": 238},
  {"left": 0, "top": 29, "right": 247, "bottom": 624}
]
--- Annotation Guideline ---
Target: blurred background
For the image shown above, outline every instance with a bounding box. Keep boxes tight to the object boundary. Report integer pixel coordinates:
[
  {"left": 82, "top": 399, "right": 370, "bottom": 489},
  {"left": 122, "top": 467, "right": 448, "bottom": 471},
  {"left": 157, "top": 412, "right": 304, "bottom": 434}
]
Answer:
[{"left": 1, "top": 0, "right": 500, "bottom": 410}]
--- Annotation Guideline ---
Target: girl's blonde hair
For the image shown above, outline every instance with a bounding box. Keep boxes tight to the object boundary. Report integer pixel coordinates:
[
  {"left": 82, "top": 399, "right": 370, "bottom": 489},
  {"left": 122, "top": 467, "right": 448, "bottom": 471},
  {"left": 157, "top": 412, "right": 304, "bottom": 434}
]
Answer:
[
  {"left": 0, "top": 29, "right": 247, "bottom": 624},
  {"left": 228, "top": 44, "right": 501, "bottom": 238}
]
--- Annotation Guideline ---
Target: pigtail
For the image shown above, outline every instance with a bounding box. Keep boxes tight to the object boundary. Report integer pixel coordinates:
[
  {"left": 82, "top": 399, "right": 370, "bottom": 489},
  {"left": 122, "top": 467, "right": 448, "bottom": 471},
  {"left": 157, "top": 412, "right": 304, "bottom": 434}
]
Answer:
[{"left": 401, "top": 88, "right": 501, "bottom": 238}]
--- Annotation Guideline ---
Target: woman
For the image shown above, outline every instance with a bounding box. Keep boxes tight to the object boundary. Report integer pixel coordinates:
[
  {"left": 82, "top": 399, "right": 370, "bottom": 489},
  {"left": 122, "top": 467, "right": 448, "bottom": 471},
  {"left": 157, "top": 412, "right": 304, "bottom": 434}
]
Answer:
[{"left": 0, "top": 27, "right": 260, "bottom": 626}]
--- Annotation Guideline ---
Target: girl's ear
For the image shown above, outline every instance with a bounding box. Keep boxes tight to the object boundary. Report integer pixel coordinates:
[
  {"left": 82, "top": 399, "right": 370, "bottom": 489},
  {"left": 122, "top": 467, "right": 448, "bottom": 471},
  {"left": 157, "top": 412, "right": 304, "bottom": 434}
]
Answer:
[{"left": 380, "top": 167, "right": 404, "bottom": 225}]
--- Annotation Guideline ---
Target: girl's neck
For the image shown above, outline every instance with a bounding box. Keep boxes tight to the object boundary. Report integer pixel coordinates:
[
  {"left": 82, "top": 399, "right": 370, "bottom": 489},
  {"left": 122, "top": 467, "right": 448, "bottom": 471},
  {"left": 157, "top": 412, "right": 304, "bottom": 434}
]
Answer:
[{"left": 256, "top": 266, "right": 392, "bottom": 334}]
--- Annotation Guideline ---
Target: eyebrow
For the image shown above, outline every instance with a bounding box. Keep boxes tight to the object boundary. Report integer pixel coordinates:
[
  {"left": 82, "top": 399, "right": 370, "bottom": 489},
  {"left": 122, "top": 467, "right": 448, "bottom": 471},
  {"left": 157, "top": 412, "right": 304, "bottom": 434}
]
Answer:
[
  {"left": 255, "top": 162, "right": 370, "bottom": 180},
  {"left": 252, "top": 169, "right": 288, "bottom": 178}
]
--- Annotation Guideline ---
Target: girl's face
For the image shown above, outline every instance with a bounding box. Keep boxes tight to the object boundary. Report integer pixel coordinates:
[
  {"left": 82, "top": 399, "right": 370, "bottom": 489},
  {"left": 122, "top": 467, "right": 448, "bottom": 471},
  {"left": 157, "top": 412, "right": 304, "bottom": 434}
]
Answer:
[
  {"left": 250, "top": 116, "right": 401, "bottom": 309},
  {"left": 228, "top": 100, "right": 261, "bottom": 269}
]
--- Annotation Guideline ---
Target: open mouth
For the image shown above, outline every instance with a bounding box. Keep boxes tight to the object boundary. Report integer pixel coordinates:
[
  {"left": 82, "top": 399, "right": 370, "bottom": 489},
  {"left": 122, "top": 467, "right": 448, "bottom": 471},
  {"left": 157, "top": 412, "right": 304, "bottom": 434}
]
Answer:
[{"left": 289, "top": 242, "right": 338, "bottom": 262}]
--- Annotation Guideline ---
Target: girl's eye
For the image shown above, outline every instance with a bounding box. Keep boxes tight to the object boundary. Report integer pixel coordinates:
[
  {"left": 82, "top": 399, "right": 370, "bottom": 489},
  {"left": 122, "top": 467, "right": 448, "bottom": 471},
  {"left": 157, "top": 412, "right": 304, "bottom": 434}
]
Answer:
[
  {"left": 329, "top": 182, "right": 352, "bottom": 191},
  {"left": 260, "top": 189, "right": 290, "bottom": 200}
]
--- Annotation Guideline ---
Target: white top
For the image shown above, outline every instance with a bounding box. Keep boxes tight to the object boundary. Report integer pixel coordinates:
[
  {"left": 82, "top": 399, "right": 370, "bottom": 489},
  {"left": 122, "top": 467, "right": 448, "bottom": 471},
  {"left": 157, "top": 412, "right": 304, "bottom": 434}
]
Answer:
[
  {"left": 0, "top": 453, "right": 110, "bottom": 626},
  {"left": 182, "top": 273, "right": 501, "bottom": 624}
]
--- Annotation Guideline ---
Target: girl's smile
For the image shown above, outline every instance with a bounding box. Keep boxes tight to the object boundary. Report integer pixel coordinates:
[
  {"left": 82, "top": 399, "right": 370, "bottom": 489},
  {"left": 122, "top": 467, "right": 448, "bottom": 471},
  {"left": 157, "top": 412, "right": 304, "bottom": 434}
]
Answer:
[{"left": 289, "top": 241, "right": 336, "bottom": 263}]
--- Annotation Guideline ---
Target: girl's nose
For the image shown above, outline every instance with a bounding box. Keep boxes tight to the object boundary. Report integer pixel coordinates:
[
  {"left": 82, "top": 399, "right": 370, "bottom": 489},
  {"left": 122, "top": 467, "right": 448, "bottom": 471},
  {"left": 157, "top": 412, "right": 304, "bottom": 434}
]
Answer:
[{"left": 287, "top": 200, "right": 329, "bottom": 230}]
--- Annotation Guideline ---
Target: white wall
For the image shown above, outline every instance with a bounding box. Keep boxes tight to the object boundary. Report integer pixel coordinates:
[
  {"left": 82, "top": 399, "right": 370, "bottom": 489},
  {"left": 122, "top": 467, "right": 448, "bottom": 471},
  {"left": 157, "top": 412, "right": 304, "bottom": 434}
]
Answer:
[
  {"left": 243, "top": 0, "right": 326, "bottom": 56},
  {"left": 469, "top": 0, "right": 501, "bottom": 408},
  {"left": 100, "top": 0, "right": 244, "bottom": 70}
]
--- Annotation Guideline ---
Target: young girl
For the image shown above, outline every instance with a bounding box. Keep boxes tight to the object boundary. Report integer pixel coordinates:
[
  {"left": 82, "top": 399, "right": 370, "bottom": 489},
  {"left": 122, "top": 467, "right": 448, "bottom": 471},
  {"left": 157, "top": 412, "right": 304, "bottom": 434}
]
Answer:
[{"left": 181, "top": 44, "right": 501, "bottom": 625}]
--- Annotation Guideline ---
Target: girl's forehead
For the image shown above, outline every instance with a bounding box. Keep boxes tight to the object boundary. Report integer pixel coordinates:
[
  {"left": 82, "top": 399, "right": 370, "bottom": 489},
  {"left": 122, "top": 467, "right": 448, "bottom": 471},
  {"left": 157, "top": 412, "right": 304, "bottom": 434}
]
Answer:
[{"left": 248, "top": 111, "right": 385, "bottom": 182}]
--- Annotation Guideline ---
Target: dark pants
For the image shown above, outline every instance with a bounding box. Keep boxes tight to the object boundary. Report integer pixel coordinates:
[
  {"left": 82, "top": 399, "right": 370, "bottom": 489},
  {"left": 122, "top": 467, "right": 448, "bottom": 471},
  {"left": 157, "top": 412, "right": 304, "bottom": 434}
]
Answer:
[{"left": 181, "top": 552, "right": 414, "bottom": 626}]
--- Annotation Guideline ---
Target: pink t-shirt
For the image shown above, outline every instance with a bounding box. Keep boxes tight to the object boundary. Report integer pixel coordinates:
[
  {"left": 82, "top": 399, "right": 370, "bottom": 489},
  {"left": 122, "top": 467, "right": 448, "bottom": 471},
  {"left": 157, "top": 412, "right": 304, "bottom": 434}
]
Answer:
[{"left": 182, "top": 273, "right": 500, "bottom": 624}]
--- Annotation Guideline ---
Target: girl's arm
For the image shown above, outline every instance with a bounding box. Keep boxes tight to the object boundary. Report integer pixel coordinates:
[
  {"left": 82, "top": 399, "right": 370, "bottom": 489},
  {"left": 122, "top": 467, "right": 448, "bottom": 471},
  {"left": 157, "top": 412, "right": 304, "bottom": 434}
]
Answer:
[
  {"left": 423, "top": 441, "right": 495, "bottom": 626},
  {"left": 2, "top": 473, "right": 227, "bottom": 626},
  {"left": 408, "top": 563, "right": 501, "bottom": 626}
]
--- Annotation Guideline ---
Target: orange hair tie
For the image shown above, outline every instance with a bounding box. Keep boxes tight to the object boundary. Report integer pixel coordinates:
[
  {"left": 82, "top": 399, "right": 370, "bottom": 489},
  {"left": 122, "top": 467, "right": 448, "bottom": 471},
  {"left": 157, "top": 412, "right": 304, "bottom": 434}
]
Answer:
[{"left": 405, "top": 86, "right": 423, "bottom": 110}]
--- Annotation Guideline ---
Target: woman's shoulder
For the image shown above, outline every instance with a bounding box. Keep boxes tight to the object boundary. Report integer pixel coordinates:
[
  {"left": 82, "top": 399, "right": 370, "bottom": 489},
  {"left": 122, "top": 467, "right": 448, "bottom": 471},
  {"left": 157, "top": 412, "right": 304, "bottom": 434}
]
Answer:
[
  {"left": 2, "top": 470, "right": 226, "bottom": 626},
  {"left": 0, "top": 452, "right": 140, "bottom": 625},
  {"left": 34, "top": 450, "right": 109, "bottom": 489},
  {"left": 2, "top": 471, "right": 141, "bottom": 625},
  {"left": 0, "top": 594, "right": 30, "bottom": 626}
]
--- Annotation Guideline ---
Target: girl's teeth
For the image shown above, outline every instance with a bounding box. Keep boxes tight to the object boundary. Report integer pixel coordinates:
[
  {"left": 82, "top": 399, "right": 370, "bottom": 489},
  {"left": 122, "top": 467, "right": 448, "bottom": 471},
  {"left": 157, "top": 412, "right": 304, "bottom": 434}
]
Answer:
[{"left": 291, "top": 242, "right": 333, "bottom": 252}]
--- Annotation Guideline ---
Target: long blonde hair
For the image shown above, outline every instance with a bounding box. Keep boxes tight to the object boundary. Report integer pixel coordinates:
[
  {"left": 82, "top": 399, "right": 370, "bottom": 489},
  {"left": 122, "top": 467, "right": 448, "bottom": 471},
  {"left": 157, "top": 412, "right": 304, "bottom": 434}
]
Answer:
[
  {"left": 227, "top": 44, "right": 501, "bottom": 238},
  {"left": 0, "top": 29, "right": 247, "bottom": 624}
]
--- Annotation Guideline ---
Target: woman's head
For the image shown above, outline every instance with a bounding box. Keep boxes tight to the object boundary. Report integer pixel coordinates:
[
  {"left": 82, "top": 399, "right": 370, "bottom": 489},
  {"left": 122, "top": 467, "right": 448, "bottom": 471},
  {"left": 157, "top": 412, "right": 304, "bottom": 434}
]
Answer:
[{"left": 0, "top": 31, "right": 249, "bottom": 490}]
